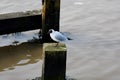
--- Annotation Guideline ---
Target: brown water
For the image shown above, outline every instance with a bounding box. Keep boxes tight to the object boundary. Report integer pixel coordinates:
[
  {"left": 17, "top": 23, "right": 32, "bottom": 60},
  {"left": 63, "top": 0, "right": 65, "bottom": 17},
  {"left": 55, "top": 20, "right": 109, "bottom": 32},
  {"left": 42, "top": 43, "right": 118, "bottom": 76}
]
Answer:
[
  {"left": 0, "top": 0, "right": 120, "bottom": 80},
  {"left": 0, "top": 42, "right": 43, "bottom": 80}
]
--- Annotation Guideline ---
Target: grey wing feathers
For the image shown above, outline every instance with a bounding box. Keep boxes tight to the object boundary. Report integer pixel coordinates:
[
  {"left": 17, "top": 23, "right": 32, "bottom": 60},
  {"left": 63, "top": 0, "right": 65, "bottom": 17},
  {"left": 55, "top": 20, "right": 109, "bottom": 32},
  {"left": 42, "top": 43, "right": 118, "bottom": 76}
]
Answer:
[{"left": 54, "top": 32, "right": 67, "bottom": 41}]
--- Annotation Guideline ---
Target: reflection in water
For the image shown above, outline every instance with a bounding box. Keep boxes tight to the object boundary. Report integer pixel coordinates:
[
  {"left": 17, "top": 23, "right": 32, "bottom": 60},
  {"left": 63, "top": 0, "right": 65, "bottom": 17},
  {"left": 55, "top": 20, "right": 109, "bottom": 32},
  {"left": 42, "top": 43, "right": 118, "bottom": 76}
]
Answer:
[
  {"left": 0, "top": 42, "right": 42, "bottom": 72},
  {"left": 32, "top": 76, "right": 77, "bottom": 80}
]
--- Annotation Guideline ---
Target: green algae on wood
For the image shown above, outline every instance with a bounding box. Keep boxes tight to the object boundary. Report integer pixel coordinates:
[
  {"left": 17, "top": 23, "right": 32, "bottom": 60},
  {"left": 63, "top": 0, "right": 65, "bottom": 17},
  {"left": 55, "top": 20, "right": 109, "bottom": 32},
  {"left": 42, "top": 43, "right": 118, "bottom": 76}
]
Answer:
[
  {"left": 42, "top": 43, "right": 67, "bottom": 80},
  {"left": 43, "top": 43, "right": 66, "bottom": 52}
]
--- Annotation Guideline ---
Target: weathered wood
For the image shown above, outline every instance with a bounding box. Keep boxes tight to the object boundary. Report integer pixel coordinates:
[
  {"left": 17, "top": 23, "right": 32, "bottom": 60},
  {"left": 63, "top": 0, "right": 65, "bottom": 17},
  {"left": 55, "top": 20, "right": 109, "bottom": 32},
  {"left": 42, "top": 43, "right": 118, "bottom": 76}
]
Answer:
[
  {"left": 42, "top": 43, "right": 67, "bottom": 80},
  {"left": 32, "top": 77, "right": 41, "bottom": 80},
  {"left": 42, "top": 0, "right": 44, "bottom": 5},
  {"left": 0, "top": 10, "right": 42, "bottom": 35},
  {"left": 42, "top": 0, "right": 60, "bottom": 42}
]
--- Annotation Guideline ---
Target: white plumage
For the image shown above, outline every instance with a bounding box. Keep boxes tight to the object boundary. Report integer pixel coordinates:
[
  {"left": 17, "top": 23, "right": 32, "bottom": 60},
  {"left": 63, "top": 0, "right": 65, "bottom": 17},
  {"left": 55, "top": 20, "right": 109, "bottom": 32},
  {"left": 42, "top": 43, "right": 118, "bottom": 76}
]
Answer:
[{"left": 48, "top": 29, "right": 68, "bottom": 42}]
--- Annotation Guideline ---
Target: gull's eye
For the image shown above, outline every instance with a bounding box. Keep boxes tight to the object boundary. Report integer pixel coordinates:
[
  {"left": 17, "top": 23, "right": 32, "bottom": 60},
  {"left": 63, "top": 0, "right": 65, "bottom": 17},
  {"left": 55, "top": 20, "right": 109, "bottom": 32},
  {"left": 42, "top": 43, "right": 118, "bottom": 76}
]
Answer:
[{"left": 48, "top": 29, "right": 52, "bottom": 33}]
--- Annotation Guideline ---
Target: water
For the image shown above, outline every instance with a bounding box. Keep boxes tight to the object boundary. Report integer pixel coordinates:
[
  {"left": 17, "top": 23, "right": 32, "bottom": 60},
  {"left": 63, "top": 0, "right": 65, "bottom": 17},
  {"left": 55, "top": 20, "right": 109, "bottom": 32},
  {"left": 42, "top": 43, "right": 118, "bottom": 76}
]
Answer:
[
  {"left": 0, "top": 41, "right": 43, "bottom": 80},
  {"left": 0, "top": 42, "right": 42, "bottom": 71},
  {"left": 0, "top": 0, "right": 120, "bottom": 80}
]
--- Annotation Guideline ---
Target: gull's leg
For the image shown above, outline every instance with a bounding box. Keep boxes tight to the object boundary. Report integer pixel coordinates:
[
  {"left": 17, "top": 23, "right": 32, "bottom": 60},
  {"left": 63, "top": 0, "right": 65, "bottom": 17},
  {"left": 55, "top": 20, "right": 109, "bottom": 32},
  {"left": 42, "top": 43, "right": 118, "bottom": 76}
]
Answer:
[{"left": 55, "top": 42, "right": 59, "bottom": 47}]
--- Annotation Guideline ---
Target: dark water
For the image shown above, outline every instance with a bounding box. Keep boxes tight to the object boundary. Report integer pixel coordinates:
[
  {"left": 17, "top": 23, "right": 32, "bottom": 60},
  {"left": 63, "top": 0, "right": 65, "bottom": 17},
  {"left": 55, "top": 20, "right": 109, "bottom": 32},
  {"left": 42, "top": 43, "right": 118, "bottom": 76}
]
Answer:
[
  {"left": 0, "top": 42, "right": 42, "bottom": 71},
  {"left": 0, "top": 41, "right": 43, "bottom": 80},
  {"left": 0, "top": 0, "right": 120, "bottom": 80}
]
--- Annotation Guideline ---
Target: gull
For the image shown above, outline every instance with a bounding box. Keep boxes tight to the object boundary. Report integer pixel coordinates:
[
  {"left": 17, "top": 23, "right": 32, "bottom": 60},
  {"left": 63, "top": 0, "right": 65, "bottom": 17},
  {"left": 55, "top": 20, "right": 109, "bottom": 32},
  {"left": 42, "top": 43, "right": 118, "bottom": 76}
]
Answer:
[{"left": 48, "top": 29, "right": 71, "bottom": 46}]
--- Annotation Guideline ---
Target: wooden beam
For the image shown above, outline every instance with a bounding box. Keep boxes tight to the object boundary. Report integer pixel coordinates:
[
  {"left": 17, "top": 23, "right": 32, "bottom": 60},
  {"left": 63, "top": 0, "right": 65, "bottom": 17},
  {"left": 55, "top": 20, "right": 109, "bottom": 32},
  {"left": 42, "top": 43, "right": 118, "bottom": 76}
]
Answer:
[
  {"left": 0, "top": 10, "right": 42, "bottom": 35},
  {"left": 42, "top": 43, "right": 67, "bottom": 80},
  {"left": 42, "top": 0, "right": 44, "bottom": 5},
  {"left": 42, "top": 0, "right": 60, "bottom": 42}
]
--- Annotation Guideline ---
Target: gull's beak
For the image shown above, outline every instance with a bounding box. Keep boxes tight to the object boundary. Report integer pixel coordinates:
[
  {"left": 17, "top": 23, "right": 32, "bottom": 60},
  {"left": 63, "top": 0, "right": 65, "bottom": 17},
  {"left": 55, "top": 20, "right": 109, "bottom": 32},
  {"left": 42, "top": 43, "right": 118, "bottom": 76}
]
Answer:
[
  {"left": 47, "top": 29, "right": 52, "bottom": 34},
  {"left": 47, "top": 30, "right": 50, "bottom": 34}
]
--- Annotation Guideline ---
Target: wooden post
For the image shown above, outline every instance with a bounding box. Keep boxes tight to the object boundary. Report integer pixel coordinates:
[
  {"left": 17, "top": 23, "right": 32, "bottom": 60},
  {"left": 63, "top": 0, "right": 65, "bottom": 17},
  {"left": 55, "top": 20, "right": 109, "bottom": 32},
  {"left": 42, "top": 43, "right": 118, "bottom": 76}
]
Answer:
[
  {"left": 42, "top": 43, "right": 67, "bottom": 80},
  {"left": 42, "top": 0, "right": 44, "bottom": 5},
  {"left": 42, "top": 0, "right": 60, "bottom": 42}
]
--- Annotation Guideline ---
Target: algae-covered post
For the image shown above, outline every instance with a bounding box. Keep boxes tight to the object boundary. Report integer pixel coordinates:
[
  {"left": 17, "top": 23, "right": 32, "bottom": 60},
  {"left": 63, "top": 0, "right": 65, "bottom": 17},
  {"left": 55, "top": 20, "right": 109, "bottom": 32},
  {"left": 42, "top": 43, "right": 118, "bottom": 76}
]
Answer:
[
  {"left": 42, "top": 0, "right": 44, "bottom": 5},
  {"left": 42, "top": 43, "right": 67, "bottom": 80},
  {"left": 42, "top": 0, "right": 60, "bottom": 42}
]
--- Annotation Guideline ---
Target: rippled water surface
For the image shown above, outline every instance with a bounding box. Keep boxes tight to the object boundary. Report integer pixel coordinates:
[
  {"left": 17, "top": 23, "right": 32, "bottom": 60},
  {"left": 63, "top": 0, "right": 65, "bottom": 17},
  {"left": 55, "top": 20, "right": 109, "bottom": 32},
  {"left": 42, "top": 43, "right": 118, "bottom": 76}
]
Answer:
[
  {"left": 0, "top": 40, "right": 43, "bottom": 80},
  {"left": 0, "top": 0, "right": 120, "bottom": 80},
  {"left": 0, "top": 42, "right": 42, "bottom": 71}
]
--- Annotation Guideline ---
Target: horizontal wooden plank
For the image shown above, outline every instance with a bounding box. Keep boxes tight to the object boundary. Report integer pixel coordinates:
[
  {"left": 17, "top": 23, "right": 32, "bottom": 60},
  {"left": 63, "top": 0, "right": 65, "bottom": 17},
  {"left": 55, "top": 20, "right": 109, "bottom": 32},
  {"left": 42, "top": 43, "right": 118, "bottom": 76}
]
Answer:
[
  {"left": 0, "top": 10, "right": 42, "bottom": 35},
  {"left": 0, "top": 10, "right": 41, "bottom": 20}
]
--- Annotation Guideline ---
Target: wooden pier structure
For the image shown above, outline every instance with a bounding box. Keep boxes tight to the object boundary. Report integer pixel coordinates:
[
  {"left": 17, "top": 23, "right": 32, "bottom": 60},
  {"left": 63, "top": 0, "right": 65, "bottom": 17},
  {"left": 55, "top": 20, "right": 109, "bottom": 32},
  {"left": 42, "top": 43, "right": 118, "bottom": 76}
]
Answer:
[
  {"left": 0, "top": 0, "right": 60, "bottom": 43},
  {"left": 42, "top": 43, "right": 67, "bottom": 80},
  {"left": 0, "top": 10, "right": 41, "bottom": 35},
  {"left": 0, "top": 0, "right": 67, "bottom": 80},
  {"left": 42, "top": 0, "right": 60, "bottom": 42}
]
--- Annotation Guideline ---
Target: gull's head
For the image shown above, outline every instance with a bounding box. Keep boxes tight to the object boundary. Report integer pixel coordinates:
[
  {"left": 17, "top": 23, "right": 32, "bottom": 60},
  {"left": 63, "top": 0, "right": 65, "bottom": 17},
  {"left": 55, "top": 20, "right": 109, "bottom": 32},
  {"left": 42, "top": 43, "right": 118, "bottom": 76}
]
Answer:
[{"left": 48, "top": 29, "right": 54, "bottom": 34}]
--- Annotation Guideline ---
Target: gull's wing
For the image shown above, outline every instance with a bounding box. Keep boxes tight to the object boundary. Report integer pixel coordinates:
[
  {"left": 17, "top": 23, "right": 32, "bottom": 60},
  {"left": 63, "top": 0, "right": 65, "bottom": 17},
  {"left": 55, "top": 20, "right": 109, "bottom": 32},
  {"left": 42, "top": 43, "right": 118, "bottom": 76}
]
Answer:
[{"left": 54, "top": 31, "right": 68, "bottom": 41}]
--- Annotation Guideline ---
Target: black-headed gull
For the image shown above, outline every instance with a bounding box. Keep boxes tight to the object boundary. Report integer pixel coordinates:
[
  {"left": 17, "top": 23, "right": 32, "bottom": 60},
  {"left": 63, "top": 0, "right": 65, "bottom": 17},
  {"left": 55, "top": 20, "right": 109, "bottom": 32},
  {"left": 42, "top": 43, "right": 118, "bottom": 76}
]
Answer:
[{"left": 48, "top": 29, "right": 71, "bottom": 46}]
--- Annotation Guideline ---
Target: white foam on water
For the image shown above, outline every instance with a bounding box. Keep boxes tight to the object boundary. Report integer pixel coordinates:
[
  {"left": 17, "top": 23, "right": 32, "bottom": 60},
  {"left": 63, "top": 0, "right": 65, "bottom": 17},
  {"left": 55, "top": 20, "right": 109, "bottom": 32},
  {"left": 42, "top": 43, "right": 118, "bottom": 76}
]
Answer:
[
  {"left": 0, "top": 29, "right": 40, "bottom": 47},
  {"left": 74, "top": 2, "right": 84, "bottom": 5},
  {"left": 17, "top": 59, "right": 30, "bottom": 65}
]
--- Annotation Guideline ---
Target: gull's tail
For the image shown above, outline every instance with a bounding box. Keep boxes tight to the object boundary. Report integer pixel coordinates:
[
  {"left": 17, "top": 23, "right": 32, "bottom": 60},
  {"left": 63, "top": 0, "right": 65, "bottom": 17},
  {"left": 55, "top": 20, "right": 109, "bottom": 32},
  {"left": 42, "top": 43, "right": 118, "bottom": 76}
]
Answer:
[{"left": 67, "top": 37, "right": 72, "bottom": 40}]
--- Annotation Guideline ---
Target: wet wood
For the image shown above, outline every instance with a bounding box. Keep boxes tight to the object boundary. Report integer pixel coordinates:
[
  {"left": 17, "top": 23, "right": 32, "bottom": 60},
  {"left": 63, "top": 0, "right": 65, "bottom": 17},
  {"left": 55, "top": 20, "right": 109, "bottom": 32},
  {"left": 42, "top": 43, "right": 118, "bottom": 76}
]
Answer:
[
  {"left": 0, "top": 10, "right": 41, "bottom": 35},
  {"left": 32, "top": 77, "right": 41, "bottom": 80},
  {"left": 42, "top": 0, "right": 60, "bottom": 42},
  {"left": 42, "top": 0, "right": 44, "bottom": 5},
  {"left": 42, "top": 43, "right": 67, "bottom": 80}
]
